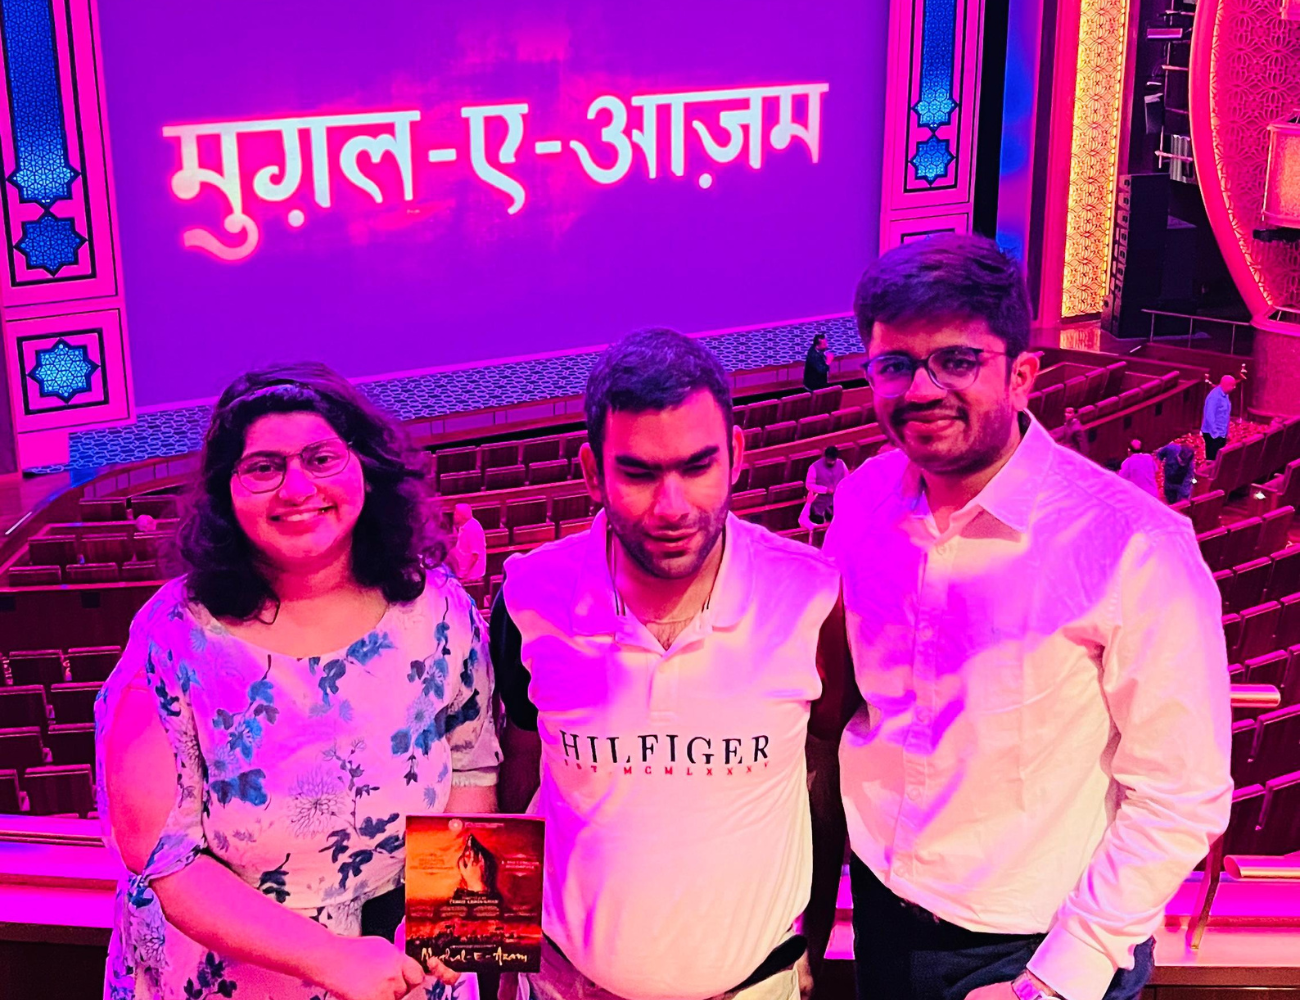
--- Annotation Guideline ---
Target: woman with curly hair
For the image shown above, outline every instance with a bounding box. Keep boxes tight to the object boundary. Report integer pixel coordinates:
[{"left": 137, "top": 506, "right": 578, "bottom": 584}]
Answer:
[{"left": 95, "top": 363, "right": 500, "bottom": 1000}]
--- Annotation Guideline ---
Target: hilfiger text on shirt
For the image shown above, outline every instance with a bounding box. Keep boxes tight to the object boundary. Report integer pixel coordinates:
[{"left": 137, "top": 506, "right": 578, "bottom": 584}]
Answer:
[{"left": 552, "top": 730, "right": 773, "bottom": 776}]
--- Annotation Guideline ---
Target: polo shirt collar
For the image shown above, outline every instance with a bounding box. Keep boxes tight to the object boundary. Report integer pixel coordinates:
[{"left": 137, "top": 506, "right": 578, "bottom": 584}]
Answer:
[
  {"left": 568, "top": 510, "right": 752, "bottom": 638},
  {"left": 897, "top": 411, "right": 1053, "bottom": 534}
]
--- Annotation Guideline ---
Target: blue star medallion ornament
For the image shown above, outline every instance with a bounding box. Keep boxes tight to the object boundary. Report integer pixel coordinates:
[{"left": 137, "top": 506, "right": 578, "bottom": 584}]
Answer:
[
  {"left": 910, "top": 134, "right": 956, "bottom": 184},
  {"left": 15, "top": 213, "right": 87, "bottom": 275},
  {"left": 27, "top": 338, "right": 99, "bottom": 403}
]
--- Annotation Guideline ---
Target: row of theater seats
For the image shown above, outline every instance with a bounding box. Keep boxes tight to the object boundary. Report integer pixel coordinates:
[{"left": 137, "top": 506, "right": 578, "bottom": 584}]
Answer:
[
  {"left": 0, "top": 646, "right": 118, "bottom": 816},
  {"left": 76, "top": 494, "right": 179, "bottom": 523},
  {"left": 1208, "top": 417, "right": 1300, "bottom": 497},
  {"left": 9, "top": 522, "right": 172, "bottom": 587},
  {"left": 1258, "top": 457, "right": 1300, "bottom": 511},
  {"left": 1215, "top": 544, "right": 1300, "bottom": 614},
  {"left": 1198, "top": 506, "right": 1295, "bottom": 573}
]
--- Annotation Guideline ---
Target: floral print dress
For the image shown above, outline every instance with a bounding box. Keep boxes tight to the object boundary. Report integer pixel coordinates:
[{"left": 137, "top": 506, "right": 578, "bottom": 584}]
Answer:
[{"left": 94, "top": 572, "right": 501, "bottom": 1000}]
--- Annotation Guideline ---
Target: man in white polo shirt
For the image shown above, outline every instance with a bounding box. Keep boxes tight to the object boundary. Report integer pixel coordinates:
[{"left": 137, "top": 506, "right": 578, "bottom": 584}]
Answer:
[
  {"left": 825, "top": 235, "right": 1233, "bottom": 1000},
  {"left": 492, "top": 329, "right": 851, "bottom": 1000}
]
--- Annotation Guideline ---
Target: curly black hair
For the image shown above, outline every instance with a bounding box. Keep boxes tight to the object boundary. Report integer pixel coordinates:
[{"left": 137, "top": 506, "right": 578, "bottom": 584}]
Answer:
[{"left": 178, "top": 362, "right": 439, "bottom": 620}]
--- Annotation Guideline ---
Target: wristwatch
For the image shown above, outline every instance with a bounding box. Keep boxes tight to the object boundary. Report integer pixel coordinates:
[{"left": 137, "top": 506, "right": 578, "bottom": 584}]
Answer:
[{"left": 1011, "top": 972, "right": 1062, "bottom": 1000}]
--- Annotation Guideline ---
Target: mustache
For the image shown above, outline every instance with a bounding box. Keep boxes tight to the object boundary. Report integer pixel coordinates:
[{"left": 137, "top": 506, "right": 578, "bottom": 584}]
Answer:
[{"left": 890, "top": 401, "right": 968, "bottom": 427}]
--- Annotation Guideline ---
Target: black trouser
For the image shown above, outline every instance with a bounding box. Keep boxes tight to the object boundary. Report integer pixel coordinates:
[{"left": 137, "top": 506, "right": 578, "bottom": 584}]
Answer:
[
  {"left": 1202, "top": 432, "right": 1228, "bottom": 461},
  {"left": 850, "top": 855, "right": 1155, "bottom": 1000}
]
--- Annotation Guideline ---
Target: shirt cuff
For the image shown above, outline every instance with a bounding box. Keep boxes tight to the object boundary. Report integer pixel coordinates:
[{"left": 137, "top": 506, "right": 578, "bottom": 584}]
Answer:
[{"left": 1026, "top": 925, "right": 1118, "bottom": 1000}]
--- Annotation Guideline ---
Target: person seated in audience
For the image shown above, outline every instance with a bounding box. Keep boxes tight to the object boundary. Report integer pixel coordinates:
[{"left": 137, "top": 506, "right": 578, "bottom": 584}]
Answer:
[
  {"left": 803, "top": 444, "right": 849, "bottom": 526},
  {"left": 447, "top": 502, "right": 487, "bottom": 581},
  {"left": 96, "top": 362, "right": 500, "bottom": 1000},
  {"left": 1060, "top": 406, "right": 1088, "bottom": 456},
  {"left": 803, "top": 332, "right": 833, "bottom": 391},
  {"left": 826, "top": 234, "right": 1232, "bottom": 1000},
  {"left": 1117, "top": 439, "right": 1160, "bottom": 498},
  {"left": 492, "top": 329, "right": 849, "bottom": 1000},
  {"left": 1156, "top": 441, "right": 1196, "bottom": 504},
  {"left": 1201, "top": 375, "right": 1235, "bottom": 462}
]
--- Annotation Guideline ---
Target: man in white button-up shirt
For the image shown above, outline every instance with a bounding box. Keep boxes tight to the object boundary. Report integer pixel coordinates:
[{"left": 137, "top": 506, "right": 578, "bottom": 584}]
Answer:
[{"left": 824, "top": 235, "right": 1232, "bottom": 1000}]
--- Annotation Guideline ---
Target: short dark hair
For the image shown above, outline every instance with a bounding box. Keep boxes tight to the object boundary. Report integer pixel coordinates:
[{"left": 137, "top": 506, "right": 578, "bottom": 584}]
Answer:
[
  {"left": 179, "top": 362, "right": 432, "bottom": 620},
  {"left": 813, "top": 333, "right": 828, "bottom": 348},
  {"left": 853, "top": 233, "right": 1031, "bottom": 359},
  {"left": 584, "top": 329, "right": 733, "bottom": 468},
  {"left": 824, "top": 445, "right": 840, "bottom": 460}
]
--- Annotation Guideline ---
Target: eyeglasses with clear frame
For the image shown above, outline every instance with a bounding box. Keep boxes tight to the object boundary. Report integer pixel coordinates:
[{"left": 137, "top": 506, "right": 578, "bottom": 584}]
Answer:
[
  {"left": 232, "top": 439, "right": 353, "bottom": 494},
  {"left": 864, "top": 346, "right": 1009, "bottom": 399}
]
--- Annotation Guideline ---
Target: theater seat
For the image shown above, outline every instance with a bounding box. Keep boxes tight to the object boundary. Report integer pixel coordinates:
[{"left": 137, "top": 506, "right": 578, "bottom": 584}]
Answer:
[
  {"left": 79, "top": 498, "right": 128, "bottom": 522},
  {"left": 830, "top": 407, "right": 864, "bottom": 433},
  {"left": 747, "top": 400, "right": 778, "bottom": 429},
  {"left": 0, "top": 768, "right": 19, "bottom": 813},
  {"left": 22, "top": 764, "right": 93, "bottom": 817},
  {"left": 1190, "top": 490, "right": 1225, "bottom": 534},
  {"left": 1238, "top": 602, "right": 1282, "bottom": 662},
  {"left": 48, "top": 683, "right": 101, "bottom": 725},
  {"left": 505, "top": 498, "right": 548, "bottom": 528},
  {"left": 0, "top": 686, "right": 49, "bottom": 730},
  {"left": 1254, "top": 705, "right": 1300, "bottom": 781},
  {"left": 796, "top": 414, "right": 831, "bottom": 440},
  {"left": 750, "top": 458, "right": 788, "bottom": 491},
  {"left": 470, "top": 504, "right": 502, "bottom": 530},
  {"left": 0, "top": 728, "right": 46, "bottom": 774},
  {"left": 44, "top": 722, "right": 95, "bottom": 771},
  {"left": 1245, "top": 650, "right": 1289, "bottom": 689},
  {"left": 484, "top": 465, "right": 526, "bottom": 491},
  {"left": 1199, "top": 528, "right": 1229, "bottom": 571},
  {"left": 1278, "top": 594, "right": 1300, "bottom": 650},
  {"left": 768, "top": 483, "right": 805, "bottom": 505},
  {"left": 1222, "top": 614, "right": 1243, "bottom": 663},
  {"left": 1284, "top": 646, "right": 1300, "bottom": 709},
  {"left": 511, "top": 523, "right": 556, "bottom": 547},
  {"left": 481, "top": 442, "right": 520, "bottom": 470},
  {"left": 484, "top": 528, "right": 509, "bottom": 549},
  {"left": 5, "top": 650, "right": 66, "bottom": 688},
  {"left": 763, "top": 421, "right": 797, "bottom": 447},
  {"left": 121, "top": 560, "right": 160, "bottom": 582},
  {"left": 1258, "top": 771, "right": 1300, "bottom": 855},
  {"left": 437, "top": 471, "right": 480, "bottom": 495},
  {"left": 527, "top": 459, "right": 570, "bottom": 485},
  {"left": 558, "top": 518, "right": 594, "bottom": 538},
  {"left": 130, "top": 495, "right": 179, "bottom": 520},
  {"left": 550, "top": 494, "right": 590, "bottom": 524},
  {"left": 67, "top": 562, "right": 120, "bottom": 584},
  {"left": 1232, "top": 558, "right": 1272, "bottom": 611},
  {"left": 732, "top": 489, "right": 768, "bottom": 510},
  {"left": 1223, "top": 783, "right": 1265, "bottom": 854},
  {"left": 1267, "top": 547, "right": 1300, "bottom": 601},
  {"left": 1223, "top": 517, "right": 1263, "bottom": 568},
  {"left": 788, "top": 451, "right": 821, "bottom": 486},
  {"left": 27, "top": 536, "right": 76, "bottom": 567},
  {"left": 67, "top": 646, "right": 121, "bottom": 684},
  {"left": 810, "top": 386, "right": 843, "bottom": 415},
  {"left": 8, "top": 565, "right": 62, "bottom": 587},
  {"left": 777, "top": 393, "right": 812, "bottom": 423},
  {"left": 82, "top": 534, "right": 135, "bottom": 565},
  {"left": 1259, "top": 506, "right": 1294, "bottom": 558},
  {"left": 434, "top": 446, "right": 478, "bottom": 475},
  {"left": 521, "top": 437, "right": 562, "bottom": 466},
  {"left": 1213, "top": 570, "right": 1235, "bottom": 612}
]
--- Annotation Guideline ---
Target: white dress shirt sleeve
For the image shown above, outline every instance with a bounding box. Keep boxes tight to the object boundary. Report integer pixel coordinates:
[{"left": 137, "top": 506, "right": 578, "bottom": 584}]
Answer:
[{"left": 1027, "top": 525, "right": 1234, "bottom": 1000}]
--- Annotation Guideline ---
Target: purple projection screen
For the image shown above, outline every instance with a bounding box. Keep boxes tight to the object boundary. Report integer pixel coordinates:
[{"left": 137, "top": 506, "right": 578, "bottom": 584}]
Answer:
[{"left": 98, "top": 2, "right": 887, "bottom": 408}]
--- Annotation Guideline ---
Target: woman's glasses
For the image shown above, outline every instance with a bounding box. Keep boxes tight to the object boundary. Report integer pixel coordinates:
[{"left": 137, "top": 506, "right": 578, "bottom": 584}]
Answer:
[
  {"left": 232, "top": 439, "right": 352, "bottom": 493},
  {"left": 864, "top": 346, "right": 1007, "bottom": 399}
]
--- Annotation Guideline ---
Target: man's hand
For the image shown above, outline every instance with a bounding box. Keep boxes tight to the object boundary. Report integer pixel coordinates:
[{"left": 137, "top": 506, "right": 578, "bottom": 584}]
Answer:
[
  {"left": 795, "top": 952, "right": 814, "bottom": 1000},
  {"left": 964, "top": 982, "right": 1016, "bottom": 1000}
]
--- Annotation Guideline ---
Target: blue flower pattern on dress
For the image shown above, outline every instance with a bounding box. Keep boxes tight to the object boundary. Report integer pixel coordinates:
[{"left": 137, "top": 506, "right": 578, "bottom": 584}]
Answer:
[{"left": 94, "top": 574, "right": 500, "bottom": 1000}]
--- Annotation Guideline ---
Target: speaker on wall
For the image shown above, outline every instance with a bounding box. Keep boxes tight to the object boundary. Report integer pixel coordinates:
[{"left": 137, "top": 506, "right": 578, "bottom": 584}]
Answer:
[{"left": 1101, "top": 172, "right": 1170, "bottom": 338}]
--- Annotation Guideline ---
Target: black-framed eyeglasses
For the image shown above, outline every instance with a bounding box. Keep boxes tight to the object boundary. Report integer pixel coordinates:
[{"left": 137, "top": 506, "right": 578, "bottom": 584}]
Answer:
[
  {"left": 864, "top": 346, "right": 1008, "bottom": 398},
  {"left": 232, "top": 439, "right": 353, "bottom": 494}
]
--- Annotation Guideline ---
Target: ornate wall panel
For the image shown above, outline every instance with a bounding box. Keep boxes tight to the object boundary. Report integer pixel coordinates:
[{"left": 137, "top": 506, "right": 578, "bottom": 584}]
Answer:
[
  {"left": 0, "top": 0, "right": 131, "bottom": 468},
  {"left": 1060, "top": 0, "right": 1131, "bottom": 318},
  {"left": 879, "top": 0, "right": 987, "bottom": 249},
  {"left": 1190, "top": 0, "right": 1300, "bottom": 333}
]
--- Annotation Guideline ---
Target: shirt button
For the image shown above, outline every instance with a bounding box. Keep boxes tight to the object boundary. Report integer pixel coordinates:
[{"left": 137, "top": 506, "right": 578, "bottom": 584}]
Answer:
[
  {"left": 907, "top": 787, "right": 920, "bottom": 801},
  {"left": 916, "top": 708, "right": 931, "bottom": 724}
]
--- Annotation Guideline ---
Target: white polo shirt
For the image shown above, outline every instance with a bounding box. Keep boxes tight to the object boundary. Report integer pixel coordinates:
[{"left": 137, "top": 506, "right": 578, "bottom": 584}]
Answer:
[{"left": 501, "top": 512, "right": 840, "bottom": 1000}]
